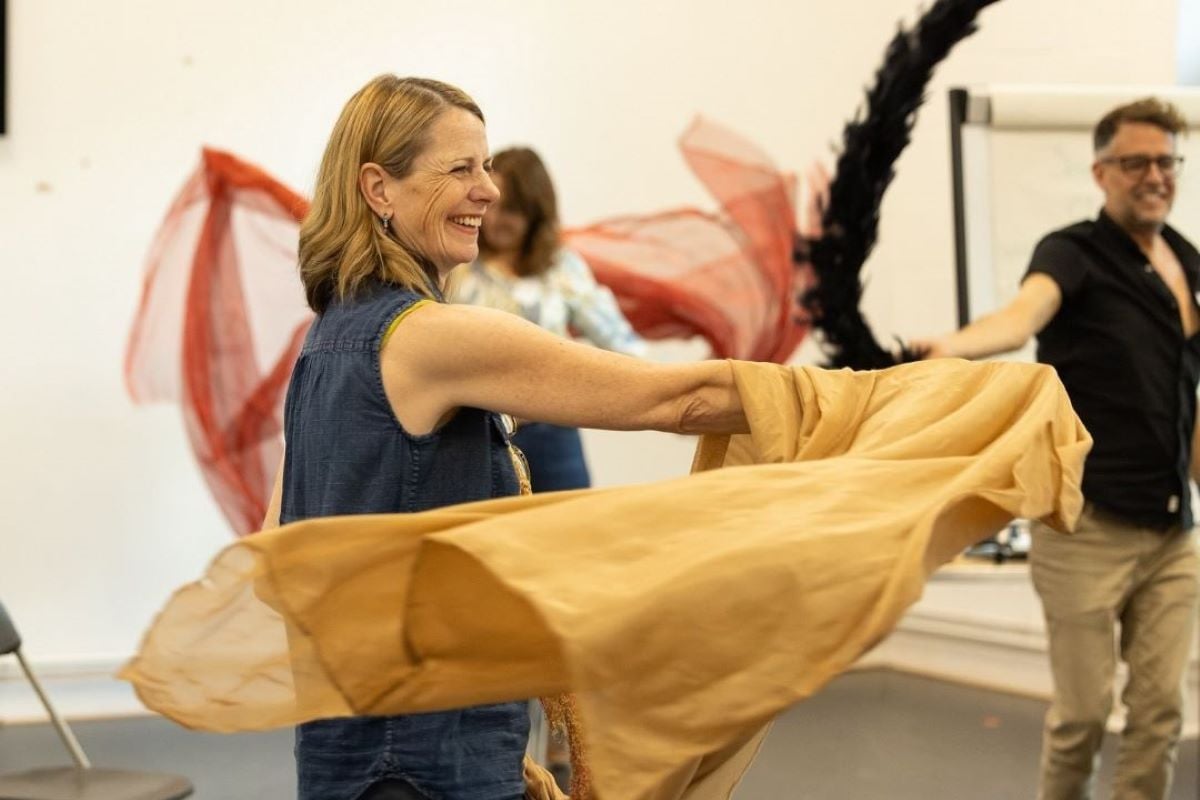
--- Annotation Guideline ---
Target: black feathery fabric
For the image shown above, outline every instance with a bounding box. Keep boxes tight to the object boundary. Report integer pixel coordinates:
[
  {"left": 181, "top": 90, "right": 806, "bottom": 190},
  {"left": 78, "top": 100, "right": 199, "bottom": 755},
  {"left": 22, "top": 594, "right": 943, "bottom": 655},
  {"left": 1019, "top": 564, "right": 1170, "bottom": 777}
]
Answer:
[{"left": 801, "top": 0, "right": 1002, "bottom": 369}]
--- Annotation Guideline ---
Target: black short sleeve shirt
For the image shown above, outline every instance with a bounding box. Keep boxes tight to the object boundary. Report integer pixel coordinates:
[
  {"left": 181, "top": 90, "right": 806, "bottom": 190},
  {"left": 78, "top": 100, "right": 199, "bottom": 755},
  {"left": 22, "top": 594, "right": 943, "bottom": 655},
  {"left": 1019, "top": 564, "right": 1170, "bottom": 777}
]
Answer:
[{"left": 1023, "top": 211, "right": 1200, "bottom": 530}]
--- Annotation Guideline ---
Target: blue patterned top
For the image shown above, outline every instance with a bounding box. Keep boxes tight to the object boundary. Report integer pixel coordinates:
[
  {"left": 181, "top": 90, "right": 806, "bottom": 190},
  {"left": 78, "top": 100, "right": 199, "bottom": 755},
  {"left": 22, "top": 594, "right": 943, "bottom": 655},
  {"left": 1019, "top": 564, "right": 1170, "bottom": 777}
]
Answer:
[{"left": 452, "top": 247, "right": 648, "bottom": 357}]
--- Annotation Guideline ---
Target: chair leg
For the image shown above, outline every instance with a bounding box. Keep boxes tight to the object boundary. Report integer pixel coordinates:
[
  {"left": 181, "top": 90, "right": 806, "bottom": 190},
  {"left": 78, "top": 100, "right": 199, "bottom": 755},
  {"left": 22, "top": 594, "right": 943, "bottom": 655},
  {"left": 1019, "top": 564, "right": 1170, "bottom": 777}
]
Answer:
[{"left": 14, "top": 648, "right": 92, "bottom": 769}]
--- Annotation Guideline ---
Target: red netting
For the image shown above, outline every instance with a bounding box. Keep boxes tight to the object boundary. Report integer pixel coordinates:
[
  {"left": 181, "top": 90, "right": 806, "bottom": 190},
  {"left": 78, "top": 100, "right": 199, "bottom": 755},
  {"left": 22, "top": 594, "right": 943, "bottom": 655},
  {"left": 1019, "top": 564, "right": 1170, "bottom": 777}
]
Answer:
[
  {"left": 125, "top": 150, "right": 312, "bottom": 535},
  {"left": 565, "top": 117, "right": 811, "bottom": 362}
]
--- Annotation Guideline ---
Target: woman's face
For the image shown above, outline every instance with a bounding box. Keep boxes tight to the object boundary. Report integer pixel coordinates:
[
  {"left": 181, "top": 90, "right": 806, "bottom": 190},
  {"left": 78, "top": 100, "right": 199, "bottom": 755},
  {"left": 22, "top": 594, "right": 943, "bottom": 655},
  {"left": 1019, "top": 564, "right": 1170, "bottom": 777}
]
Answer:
[
  {"left": 480, "top": 173, "right": 531, "bottom": 255},
  {"left": 387, "top": 108, "right": 500, "bottom": 274}
]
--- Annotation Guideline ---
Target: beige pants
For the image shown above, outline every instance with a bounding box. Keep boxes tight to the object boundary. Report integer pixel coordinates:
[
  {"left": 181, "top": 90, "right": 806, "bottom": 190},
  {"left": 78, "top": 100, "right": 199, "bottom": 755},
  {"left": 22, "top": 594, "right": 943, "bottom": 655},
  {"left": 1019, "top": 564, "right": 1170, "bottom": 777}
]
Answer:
[{"left": 1031, "top": 504, "right": 1199, "bottom": 800}]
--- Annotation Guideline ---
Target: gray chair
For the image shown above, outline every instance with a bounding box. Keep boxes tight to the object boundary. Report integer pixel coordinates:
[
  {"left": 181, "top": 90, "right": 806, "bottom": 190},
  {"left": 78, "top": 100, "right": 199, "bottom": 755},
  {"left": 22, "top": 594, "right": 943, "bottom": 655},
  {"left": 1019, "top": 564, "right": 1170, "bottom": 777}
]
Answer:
[{"left": 0, "top": 601, "right": 193, "bottom": 800}]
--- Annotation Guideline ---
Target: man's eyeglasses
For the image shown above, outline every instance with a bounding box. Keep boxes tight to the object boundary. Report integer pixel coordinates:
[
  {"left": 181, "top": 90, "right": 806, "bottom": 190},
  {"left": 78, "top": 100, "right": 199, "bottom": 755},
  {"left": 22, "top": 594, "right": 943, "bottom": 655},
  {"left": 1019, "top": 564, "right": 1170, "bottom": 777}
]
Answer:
[{"left": 1097, "top": 154, "right": 1185, "bottom": 178}]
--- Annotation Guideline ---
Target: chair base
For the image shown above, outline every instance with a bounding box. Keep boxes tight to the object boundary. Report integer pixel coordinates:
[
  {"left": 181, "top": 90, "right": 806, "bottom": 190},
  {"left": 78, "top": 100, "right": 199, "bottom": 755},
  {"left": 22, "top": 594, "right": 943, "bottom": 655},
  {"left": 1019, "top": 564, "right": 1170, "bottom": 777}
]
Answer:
[{"left": 0, "top": 767, "right": 193, "bottom": 800}]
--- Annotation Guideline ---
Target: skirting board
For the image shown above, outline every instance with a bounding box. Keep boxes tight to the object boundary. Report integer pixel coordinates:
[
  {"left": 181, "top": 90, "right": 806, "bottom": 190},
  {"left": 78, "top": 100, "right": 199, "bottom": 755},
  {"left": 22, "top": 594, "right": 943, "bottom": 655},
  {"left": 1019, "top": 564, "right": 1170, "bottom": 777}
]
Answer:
[
  {"left": 859, "top": 608, "right": 1200, "bottom": 739},
  {"left": 0, "top": 655, "right": 145, "bottom": 724},
  {"left": 2, "top": 614, "right": 1197, "bottom": 739}
]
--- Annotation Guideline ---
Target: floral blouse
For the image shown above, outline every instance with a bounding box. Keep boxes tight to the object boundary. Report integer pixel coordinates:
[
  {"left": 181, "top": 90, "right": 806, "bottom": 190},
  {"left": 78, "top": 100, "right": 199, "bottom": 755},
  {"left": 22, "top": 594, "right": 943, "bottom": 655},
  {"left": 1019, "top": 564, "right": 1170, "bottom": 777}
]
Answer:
[{"left": 450, "top": 247, "right": 647, "bottom": 357}]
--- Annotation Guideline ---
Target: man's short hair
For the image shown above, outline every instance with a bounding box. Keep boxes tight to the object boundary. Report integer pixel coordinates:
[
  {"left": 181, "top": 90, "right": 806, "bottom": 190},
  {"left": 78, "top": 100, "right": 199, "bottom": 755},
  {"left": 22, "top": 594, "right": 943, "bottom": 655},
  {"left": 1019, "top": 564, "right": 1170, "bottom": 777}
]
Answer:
[{"left": 1093, "top": 97, "right": 1188, "bottom": 152}]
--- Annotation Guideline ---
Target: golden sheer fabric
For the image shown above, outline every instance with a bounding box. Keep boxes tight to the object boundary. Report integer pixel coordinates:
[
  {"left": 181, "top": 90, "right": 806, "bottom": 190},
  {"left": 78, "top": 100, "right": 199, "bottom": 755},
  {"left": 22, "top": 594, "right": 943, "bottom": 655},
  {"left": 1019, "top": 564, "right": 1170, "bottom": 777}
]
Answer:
[{"left": 120, "top": 359, "right": 1089, "bottom": 800}]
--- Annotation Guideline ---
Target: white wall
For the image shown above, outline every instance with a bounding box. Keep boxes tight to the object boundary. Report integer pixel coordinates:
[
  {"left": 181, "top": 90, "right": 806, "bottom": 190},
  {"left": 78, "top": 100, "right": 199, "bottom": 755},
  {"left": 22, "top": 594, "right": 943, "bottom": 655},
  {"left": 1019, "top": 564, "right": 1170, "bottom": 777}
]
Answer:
[
  {"left": 1181, "top": 0, "right": 1200, "bottom": 83},
  {"left": 0, "top": 0, "right": 1182, "bottom": 703}
]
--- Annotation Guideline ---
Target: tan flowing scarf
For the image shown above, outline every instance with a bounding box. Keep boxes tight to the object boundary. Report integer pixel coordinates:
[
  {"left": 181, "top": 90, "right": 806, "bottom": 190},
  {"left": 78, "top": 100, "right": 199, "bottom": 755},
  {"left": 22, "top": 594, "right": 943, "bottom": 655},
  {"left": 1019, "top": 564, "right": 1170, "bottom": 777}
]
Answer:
[{"left": 121, "top": 359, "right": 1089, "bottom": 799}]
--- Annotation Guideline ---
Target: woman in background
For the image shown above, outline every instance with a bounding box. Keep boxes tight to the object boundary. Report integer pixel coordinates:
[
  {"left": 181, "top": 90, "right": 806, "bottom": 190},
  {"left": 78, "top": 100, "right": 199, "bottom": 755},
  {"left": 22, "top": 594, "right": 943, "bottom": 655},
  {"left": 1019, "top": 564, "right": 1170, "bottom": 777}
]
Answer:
[{"left": 451, "top": 147, "right": 646, "bottom": 493}]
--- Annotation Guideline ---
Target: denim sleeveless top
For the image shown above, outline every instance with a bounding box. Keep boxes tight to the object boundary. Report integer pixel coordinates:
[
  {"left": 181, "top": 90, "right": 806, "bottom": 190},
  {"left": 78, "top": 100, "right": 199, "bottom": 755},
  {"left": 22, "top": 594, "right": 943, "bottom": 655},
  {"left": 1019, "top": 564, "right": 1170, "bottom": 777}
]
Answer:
[{"left": 281, "top": 282, "right": 529, "bottom": 800}]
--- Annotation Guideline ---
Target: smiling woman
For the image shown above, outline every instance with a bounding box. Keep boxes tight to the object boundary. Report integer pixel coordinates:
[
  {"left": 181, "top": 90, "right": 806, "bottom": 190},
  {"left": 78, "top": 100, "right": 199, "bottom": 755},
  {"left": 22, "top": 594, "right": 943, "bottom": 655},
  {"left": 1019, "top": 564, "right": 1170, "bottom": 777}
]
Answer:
[
  {"left": 448, "top": 147, "right": 648, "bottom": 497},
  {"left": 359, "top": 108, "right": 498, "bottom": 276},
  {"left": 270, "top": 74, "right": 753, "bottom": 800},
  {"left": 297, "top": 76, "right": 491, "bottom": 313}
]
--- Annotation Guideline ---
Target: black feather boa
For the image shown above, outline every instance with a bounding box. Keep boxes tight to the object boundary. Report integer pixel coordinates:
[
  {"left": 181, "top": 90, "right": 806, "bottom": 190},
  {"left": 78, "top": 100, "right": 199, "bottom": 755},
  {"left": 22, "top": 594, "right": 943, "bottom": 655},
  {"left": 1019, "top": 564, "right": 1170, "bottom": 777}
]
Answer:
[{"left": 801, "top": 0, "right": 1002, "bottom": 369}]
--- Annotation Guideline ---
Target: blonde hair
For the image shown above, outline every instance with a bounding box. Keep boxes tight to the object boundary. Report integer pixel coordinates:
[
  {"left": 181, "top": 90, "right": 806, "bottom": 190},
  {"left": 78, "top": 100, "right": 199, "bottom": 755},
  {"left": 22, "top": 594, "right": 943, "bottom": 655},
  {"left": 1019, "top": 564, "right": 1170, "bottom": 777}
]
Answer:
[{"left": 299, "top": 75, "right": 485, "bottom": 312}]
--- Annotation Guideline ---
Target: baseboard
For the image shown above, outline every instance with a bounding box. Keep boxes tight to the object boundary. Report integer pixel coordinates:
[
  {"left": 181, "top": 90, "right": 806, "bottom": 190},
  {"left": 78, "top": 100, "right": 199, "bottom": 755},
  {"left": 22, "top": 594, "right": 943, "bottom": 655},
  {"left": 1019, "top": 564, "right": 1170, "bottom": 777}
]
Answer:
[
  {"left": 3, "top": 615, "right": 1197, "bottom": 741},
  {"left": 863, "top": 607, "right": 1200, "bottom": 739},
  {"left": 0, "top": 655, "right": 144, "bottom": 725}
]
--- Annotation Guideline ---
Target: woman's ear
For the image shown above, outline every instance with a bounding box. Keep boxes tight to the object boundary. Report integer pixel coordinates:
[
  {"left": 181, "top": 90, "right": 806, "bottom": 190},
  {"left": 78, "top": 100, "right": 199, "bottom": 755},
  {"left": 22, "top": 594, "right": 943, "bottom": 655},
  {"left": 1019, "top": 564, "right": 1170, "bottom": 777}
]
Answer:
[{"left": 359, "top": 163, "right": 392, "bottom": 218}]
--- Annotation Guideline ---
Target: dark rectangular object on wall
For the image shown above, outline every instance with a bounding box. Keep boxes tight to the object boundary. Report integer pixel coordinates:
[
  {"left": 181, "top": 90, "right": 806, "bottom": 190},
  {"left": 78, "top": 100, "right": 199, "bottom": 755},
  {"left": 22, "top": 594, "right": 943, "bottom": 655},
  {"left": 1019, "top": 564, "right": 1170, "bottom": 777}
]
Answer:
[
  {"left": 1, "top": 0, "right": 7, "bottom": 135},
  {"left": 948, "top": 88, "right": 969, "bottom": 328}
]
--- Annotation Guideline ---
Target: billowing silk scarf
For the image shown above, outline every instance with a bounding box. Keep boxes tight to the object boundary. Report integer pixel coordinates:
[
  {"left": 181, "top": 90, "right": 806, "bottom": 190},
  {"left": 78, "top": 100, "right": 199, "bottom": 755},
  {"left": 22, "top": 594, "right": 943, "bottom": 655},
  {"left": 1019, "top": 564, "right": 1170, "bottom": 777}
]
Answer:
[{"left": 121, "top": 358, "right": 1088, "bottom": 799}]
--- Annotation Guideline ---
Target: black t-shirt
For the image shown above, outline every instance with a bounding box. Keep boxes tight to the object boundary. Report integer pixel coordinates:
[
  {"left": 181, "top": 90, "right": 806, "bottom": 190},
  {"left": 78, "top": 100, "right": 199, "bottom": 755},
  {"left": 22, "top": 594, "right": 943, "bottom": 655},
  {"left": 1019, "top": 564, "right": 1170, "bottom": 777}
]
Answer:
[{"left": 1024, "top": 211, "right": 1200, "bottom": 530}]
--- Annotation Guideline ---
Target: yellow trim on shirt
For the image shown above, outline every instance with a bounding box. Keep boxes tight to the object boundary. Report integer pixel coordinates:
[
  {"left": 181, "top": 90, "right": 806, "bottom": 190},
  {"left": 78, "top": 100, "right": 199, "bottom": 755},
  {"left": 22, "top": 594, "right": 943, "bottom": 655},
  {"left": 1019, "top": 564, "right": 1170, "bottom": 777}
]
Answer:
[{"left": 381, "top": 300, "right": 434, "bottom": 348}]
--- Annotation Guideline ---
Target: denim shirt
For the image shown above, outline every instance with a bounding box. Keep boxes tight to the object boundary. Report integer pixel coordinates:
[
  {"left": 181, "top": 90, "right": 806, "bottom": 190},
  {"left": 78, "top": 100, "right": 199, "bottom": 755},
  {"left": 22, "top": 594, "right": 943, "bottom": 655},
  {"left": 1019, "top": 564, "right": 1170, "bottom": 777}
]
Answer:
[{"left": 281, "top": 282, "right": 528, "bottom": 800}]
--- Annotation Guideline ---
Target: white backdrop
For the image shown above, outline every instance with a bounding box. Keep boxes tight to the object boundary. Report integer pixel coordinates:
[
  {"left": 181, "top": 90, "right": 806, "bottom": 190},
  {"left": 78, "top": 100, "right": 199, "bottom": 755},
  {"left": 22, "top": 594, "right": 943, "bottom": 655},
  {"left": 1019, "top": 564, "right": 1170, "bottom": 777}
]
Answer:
[
  {"left": 1180, "top": 0, "right": 1200, "bottom": 84},
  {"left": 0, "top": 0, "right": 1182, "bottom": 698}
]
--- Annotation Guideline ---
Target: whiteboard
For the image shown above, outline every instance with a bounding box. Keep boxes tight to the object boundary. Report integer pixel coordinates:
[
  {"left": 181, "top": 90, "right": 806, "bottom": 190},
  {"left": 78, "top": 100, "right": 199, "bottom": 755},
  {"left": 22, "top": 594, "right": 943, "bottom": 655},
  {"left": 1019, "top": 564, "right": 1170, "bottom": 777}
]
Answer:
[{"left": 952, "top": 85, "right": 1200, "bottom": 361}]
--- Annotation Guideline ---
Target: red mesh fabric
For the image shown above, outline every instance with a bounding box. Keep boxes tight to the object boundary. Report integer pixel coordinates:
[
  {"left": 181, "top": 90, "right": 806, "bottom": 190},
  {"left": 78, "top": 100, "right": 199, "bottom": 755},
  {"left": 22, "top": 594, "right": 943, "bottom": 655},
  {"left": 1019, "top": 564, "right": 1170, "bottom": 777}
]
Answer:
[
  {"left": 125, "top": 149, "right": 313, "bottom": 535},
  {"left": 125, "top": 123, "right": 811, "bottom": 535},
  {"left": 565, "top": 117, "right": 811, "bottom": 361}
]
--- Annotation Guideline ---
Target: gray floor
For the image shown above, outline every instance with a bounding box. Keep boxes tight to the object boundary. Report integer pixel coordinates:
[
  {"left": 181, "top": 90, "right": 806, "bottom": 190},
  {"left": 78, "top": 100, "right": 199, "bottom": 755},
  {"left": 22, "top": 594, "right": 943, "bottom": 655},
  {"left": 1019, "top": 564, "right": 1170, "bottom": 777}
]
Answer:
[
  {"left": 0, "top": 671, "right": 1195, "bottom": 799},
  {"left": 738, "top": 670, "right": 1198, "bottom": 799}
]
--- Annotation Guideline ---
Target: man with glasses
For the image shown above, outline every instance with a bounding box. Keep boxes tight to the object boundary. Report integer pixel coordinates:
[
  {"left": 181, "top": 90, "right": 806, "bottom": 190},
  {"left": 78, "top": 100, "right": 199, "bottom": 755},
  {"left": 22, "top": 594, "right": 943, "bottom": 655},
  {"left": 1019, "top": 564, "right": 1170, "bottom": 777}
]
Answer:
[{"left": 917, "top": 98, "right": 1199, "bottom": 799}]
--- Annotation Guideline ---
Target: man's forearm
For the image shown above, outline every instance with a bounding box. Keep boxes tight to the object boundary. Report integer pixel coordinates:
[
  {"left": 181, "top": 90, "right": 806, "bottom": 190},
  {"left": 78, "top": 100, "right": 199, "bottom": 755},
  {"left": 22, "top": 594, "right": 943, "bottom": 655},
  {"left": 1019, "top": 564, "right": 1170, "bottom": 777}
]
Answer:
[{"left": 941, "top": 308, "right": 1031, "bottom": 360}]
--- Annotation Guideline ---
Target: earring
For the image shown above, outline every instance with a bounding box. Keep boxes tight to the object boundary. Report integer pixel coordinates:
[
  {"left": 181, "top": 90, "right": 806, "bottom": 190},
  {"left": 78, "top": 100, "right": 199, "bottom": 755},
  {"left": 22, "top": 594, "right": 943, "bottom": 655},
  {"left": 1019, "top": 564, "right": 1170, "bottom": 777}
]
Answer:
[{"left": 380, "top": 213, "right": 391, "bottom": 233}]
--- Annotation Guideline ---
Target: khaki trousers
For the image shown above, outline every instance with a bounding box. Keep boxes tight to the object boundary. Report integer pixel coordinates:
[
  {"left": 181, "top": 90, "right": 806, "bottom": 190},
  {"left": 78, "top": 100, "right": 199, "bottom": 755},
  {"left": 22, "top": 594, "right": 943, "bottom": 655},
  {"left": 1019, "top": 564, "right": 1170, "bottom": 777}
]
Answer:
[{"left": 1030, "top": 505, "right": 1199, "bottom": 800}]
